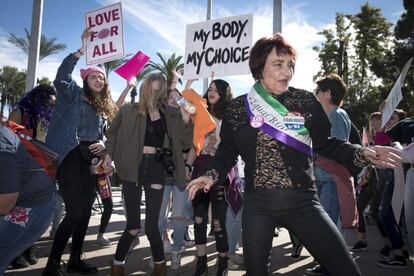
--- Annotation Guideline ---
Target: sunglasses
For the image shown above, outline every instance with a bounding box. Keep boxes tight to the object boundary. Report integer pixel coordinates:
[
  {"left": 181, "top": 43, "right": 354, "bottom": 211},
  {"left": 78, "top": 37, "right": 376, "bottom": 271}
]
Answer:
[{"left": 314, "top": 87, "right": 327, "bottom": 95}]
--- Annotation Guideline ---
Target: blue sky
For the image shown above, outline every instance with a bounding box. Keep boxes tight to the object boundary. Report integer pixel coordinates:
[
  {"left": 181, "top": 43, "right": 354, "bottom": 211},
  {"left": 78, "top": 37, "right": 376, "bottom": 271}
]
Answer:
[{"left": 0, "top": 0, "right": 403, "bottom": 102}]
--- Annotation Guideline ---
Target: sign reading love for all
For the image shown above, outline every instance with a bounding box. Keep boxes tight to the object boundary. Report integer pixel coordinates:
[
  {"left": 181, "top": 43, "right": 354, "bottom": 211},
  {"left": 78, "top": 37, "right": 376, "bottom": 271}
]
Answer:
[
  {"left": 183, "top": 14, "right": 253, "bottom": 79},
  {"left": 84, "top": 2, "right": 125, "bottom": 65}
]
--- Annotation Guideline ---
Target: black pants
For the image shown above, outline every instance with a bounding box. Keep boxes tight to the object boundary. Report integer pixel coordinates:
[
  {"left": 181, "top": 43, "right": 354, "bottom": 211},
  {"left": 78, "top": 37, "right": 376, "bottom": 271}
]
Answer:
[
  {"left": 356, "top": 169, "right": 387, "bottom": 236},
  {"left": 193, "top": 184, "right": 229, "bottom": 253},
  {"left": 114, "top": 154, "right": 165, "bottom": 262},
  {"left": 98, "top": 196, "right": 113, "bottom": 233},
  {"left": 192, "top": 154, "right": 229, "bottom": 253},
  {"left": 242, "top": 187, "right": 362, "bottom": 276},
  {"left": 48, "top": 146, "right": 96, "bottom": 261}
]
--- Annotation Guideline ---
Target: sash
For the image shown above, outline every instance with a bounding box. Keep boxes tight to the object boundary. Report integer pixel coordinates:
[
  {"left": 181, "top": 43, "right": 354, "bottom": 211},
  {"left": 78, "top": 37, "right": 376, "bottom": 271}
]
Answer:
[{"left": 245, "top": 82, "right": 313, "bottom": 156}]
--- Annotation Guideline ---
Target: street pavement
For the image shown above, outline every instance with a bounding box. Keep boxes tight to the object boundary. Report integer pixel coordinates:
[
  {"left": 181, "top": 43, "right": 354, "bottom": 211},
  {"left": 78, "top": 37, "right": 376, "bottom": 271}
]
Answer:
[{"left": 4, "top": 187, "right": 414, "bottom": 275}]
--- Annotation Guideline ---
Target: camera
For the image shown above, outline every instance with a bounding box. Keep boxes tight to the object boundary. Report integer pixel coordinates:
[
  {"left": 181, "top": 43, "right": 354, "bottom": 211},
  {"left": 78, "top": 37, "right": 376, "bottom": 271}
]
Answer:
[{"left": 161, "top": 148, "right": 175, "bottom": 174}]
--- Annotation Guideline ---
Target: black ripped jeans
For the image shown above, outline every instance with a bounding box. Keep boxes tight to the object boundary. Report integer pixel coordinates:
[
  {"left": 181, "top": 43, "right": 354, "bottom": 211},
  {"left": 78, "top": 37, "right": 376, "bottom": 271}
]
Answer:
[
  {"left": 192, "top": 154, "right": 229, "bottom": 253},
  {"left": 114, "top": 154, "right": 165, "bottom": 262}
]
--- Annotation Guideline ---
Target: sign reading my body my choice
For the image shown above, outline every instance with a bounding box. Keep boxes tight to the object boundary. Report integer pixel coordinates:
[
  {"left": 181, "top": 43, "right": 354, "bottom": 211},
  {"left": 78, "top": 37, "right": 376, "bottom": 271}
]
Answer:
[
  {"left": 183, "top": 14, "right": 253, "bottom": 80},
  {"left": 84, "top": 2, "right": 125, "bottom": 65}
]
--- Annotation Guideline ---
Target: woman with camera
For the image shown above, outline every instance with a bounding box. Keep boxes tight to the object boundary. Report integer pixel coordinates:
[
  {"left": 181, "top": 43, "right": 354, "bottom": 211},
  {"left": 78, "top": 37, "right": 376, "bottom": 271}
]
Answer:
[{"left": 102, "top": 73, "right": 193, "bottom": 276}]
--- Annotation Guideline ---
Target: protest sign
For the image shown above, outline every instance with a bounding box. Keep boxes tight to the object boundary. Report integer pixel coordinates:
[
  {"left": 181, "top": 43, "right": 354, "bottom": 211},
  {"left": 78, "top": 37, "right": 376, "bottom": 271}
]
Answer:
[
  {"left": 115, "top": 51, "right": 150, "bottom": 82},
  {"left": 381, "top": 57, "right": 413, "bottom": 129},
  {"left": 183, "top": 13, "right": 253, "bottom": 79},
  {"left": 84, "top": 2, "right": 125, "bottom": 65}
]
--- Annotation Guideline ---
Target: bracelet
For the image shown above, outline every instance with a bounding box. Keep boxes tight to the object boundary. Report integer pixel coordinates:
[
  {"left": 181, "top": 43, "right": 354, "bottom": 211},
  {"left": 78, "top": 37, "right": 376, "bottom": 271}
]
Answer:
[
  {"left": 77, "top": 49, "right": 84, "bottom": 55},
  {"left": 185, "top": 163, "right": 193, "bottom": 173}
]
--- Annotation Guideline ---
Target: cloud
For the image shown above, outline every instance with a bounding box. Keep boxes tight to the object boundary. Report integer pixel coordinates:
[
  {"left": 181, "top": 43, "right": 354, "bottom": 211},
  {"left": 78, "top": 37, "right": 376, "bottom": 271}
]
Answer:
[{"left": 0, "top": 28, "right": 65, "bottom": 85}]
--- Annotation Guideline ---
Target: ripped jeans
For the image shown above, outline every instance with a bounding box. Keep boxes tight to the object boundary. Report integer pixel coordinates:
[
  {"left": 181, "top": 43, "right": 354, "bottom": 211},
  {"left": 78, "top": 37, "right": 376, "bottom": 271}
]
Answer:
[
  {"left": 191, "top": 154, "right": 229, "bottom": 253},
  {"left": 114, "top": 154, "right": 165, "bottom": 263},
  {"left": 193, "top": 184, "right": 229, "bottom": 253}
]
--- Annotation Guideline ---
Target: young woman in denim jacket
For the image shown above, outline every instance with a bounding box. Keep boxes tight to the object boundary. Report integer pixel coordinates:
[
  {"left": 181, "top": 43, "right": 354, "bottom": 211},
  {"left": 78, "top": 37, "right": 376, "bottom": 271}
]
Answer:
[
  {"left": 102, "top": 73, "right": 193, "bottom": 276},
  {"left": 42, "top": 29, "right": 117, "bottom": 276}
]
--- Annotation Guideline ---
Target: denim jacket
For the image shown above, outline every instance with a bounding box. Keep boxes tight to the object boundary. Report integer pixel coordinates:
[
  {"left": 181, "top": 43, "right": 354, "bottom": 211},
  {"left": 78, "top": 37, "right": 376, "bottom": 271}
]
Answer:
[{"left": 45, "top": 54, "right": 105, "bottom": 165}]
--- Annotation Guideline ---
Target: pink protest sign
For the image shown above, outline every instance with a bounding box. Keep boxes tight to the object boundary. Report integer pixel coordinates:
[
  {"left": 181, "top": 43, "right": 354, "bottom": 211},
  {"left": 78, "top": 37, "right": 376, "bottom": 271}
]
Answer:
[{"left": 115, "top": 51, "right": 150, "bottom": 81}]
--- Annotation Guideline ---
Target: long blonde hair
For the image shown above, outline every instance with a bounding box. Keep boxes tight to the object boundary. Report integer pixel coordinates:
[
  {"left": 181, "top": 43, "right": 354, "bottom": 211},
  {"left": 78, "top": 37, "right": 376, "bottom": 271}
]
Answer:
[{"left": 137, "top": 73, "right": 167, "bottom": 115}]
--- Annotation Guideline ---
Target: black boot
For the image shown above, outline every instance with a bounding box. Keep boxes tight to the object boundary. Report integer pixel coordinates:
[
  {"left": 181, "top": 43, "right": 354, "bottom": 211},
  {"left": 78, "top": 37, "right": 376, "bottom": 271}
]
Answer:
[
  {"left": 193, "top": 255, "right": 208, "bottom": 276},
  {"left": 42, "top": 259, "right": 65, "bottom": 276},
  {"left": 23, "top": 246, "right": 38, "bottom": 265},
  {"left": 11, "top": 255, "right": 29, "bottom": 269},
  {"left": 216, "top": 255, "right": 228, "bottom": 276},
  {"left": 66, "top": 251, "right": 97, "bottom": 274}
]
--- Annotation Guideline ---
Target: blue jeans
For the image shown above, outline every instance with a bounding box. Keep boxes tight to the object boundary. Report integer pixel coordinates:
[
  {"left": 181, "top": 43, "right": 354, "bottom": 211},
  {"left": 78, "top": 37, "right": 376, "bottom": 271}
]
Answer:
[
  {"left": 158, "top": 179, "right": 193, "bottom": 252},
  {"left": 0, "top": 196, "right": 56, "bottom": 274},
  {"left": 316, "top": 180, "right": 340, "bottom": 226},
  {"left": 380, "top": 169, "right": 404, "bottom": 249},
  {"left": 225, "top": 204, "right": 242, "bottom": 255}
]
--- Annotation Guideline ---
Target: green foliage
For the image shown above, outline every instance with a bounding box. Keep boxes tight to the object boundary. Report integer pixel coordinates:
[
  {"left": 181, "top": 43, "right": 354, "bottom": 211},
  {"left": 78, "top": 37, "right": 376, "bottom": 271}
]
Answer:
[
  {"left": 0, "top": 66, "right": 26, "bottom": 114},
  {"left": 37, "top": 76, "right": 52, "bottom": 85},
  {"left": 8, "top": 29, "right": 66, "bottom": 61},
  {"left": 148, "top": 52, "right": 184, "bottom": 86},
  {"left": 99, "top": 54, "right": 131, "bottom": 75},
  {"left": 314, "top": 3, "right": 397, "bottom": 130}
]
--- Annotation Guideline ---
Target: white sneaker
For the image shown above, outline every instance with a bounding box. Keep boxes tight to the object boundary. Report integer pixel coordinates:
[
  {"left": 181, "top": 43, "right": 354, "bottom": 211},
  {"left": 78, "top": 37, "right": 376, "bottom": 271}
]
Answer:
[
  {"left": 170, "top": 251, "right": 181, "bottom": 270},
  {"left": 163, "top": 238, "right": 172, "bottom": 253},
  {"left": 230, "top": 253, "right": 244, "bottom": 265},
  {"left": 228, "top": 258, "right": 240, "bottom": 270},
  {"left": 96, "top": 234, "right": 111, "bottom": 246},
  {"left": 128, "top": 236, "right": 140, "bottom": 253}
]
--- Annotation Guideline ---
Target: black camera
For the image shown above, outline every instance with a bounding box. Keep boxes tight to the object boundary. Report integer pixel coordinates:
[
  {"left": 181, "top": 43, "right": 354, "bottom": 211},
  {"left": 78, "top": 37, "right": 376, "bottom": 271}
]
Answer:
[{"left": 161, "top": 148, "right": 175, "bottom": 174}]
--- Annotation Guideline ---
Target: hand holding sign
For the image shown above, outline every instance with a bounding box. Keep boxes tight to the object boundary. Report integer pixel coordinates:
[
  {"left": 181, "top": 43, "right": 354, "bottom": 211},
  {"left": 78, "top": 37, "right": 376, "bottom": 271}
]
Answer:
[
  {"left": 84, "top": 2, "right": 125, "bottom": 65},
  {"left": 115, "top": 51, "right": 150, "bottom": 82}
]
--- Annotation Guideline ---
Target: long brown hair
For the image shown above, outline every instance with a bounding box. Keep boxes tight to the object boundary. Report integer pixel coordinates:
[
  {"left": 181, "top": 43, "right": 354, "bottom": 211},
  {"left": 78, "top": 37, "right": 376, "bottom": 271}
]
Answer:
[
  {"left": 83, "top": 78, "right": 117, "bottom": 122},
  {"left": 137, "top": 73, "right": 167, "bottom": 115}
]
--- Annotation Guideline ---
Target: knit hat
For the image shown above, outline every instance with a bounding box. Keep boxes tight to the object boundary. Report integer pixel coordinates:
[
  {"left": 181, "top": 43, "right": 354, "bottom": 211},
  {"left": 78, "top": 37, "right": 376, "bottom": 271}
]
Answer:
[{"left": 80, "top": 67, "right": 107, "bottom": 80}]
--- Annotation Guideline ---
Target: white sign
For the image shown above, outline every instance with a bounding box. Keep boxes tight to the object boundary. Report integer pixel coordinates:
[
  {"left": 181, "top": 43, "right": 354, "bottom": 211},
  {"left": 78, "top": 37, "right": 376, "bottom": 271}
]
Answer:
[
  {"left": 84, "top": 3, "right": 125, "bottom": 65},
  {"left": 381, "top": 57, "right": 413, "bottom": 128},
  {"left": 183, "top": 13, "right": 253, "bottom": 79}
]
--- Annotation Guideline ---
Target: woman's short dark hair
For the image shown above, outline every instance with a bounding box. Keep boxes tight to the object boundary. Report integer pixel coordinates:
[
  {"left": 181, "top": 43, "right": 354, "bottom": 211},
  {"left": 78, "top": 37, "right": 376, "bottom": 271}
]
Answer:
[{"left": 249, "top": 33, "right": 297, "bottom": 80}]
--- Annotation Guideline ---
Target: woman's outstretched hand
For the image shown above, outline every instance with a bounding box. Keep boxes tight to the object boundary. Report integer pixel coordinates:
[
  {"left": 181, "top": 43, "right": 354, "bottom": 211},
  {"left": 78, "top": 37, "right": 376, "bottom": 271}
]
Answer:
[
  {"left": 364, "top": 146, "right": 402, "bottom": 168},
  {"left": 186, "top": 175, "right": 214, "bottom": 200}
]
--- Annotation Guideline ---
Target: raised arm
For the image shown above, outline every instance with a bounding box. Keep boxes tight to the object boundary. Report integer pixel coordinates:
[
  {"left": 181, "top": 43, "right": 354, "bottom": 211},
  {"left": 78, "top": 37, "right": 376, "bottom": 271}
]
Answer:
[
  {"left": 116, "top": 77, "right": 137, "bottom": 109},
  {"left": 53, "top": 28, "right": 93, "bottom": 102}
]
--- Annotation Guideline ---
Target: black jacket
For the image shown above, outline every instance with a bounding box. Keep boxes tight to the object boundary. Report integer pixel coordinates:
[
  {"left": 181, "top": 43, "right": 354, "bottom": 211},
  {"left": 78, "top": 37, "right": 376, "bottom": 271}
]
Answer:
[{"left": 208, "top": 87, "right": 365, "bottom": 191}]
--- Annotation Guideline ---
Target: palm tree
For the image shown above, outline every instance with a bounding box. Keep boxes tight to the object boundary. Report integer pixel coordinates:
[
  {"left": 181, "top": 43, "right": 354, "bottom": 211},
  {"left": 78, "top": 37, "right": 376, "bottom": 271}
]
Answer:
[
  {"left": 148, "top": 52, "right": 184, "bottom": 87},
  {"left": 99, "top": 55, "right": 131, "bottom": 75},
  {"left": 0, "top": 66, "right": 26, "bottom": 114},
  {"left": 8, "top": 29, "right": 66, "bottom": 61}
]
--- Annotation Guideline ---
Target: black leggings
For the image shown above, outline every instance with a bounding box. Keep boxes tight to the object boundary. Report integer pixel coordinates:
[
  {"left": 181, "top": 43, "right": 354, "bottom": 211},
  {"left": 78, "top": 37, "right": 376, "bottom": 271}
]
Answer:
[
  {"left": 98, "top": 196, "right": 113, "bottom": 233},
  {"left": 48, "top": 146, "right": 96, "bottom": 261},
  {"left": 356, "top": 169, "right": 387, "bottom": 236}
]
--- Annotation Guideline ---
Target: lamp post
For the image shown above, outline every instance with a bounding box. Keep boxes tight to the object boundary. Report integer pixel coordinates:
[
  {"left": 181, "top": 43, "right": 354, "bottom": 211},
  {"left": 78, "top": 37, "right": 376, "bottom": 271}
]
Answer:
[{"left": 25, "top": 0, "right": 43, "bottom": 92}]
